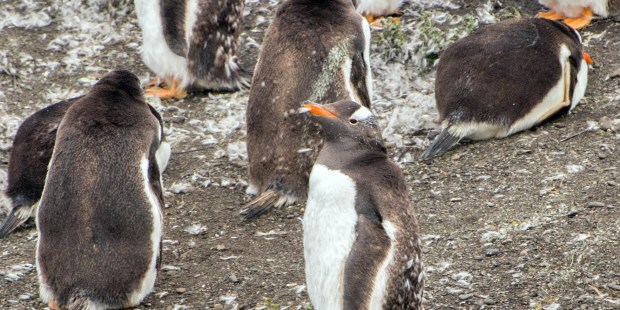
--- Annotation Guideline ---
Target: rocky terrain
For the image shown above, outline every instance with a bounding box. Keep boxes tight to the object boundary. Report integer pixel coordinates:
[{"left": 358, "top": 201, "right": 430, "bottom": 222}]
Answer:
[{"left": 0, "top": 0, "right": 618, "bottom": 309}]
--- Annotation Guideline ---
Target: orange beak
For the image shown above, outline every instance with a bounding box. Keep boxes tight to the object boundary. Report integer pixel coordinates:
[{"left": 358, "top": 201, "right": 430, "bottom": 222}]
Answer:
[
  {"left": 582, "top": 51, "right": 593, "bottom": 65},
  {"left": 301, "top": 102, "right": 337, "bottom": 118}
]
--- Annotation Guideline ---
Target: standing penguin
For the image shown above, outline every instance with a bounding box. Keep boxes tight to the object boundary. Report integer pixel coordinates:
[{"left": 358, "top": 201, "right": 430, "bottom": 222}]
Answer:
[
  {"left": 0, "top": 96, "right": 170, "bottom": 239},
  {"left": 134, "top": 0, "right": 251, "bottom": 99},
  {"left": 422, "top": 18, "right": 590, "bottom": 160},
  {"left": 36, "top": 70, "right": 168, "bottom": 310},
  {"left": 302, "top": 100, "right": 424, "bottom": 310},
  {"left": 243, "top": 0, "right": 373, "bottom": 219},
  {"left": 537, "top": 0, "right": 609, "bottom": 29}
]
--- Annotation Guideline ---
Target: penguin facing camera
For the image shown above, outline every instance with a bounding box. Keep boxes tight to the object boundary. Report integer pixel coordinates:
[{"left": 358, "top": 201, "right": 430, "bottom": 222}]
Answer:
[
  {"left": 242, "top": 0, "right": 373, "bottom": 220},
  {"left": 36, "top": 70, "right": 168, "bottom": 310},
  {"left": 422, "top": 18, "right": 591, "bottom": 161},
  {"left": 302, "top": 100, "right": 424, "bottom": 310},
  {"left": 135, "top": 0, "right": 251, "bottom": 100}
]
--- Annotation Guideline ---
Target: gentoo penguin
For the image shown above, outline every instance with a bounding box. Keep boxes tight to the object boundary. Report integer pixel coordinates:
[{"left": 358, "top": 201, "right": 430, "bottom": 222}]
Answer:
[
  {"left": 0, "top": 96, "right": 170, "bottom": 239},
  {"left": 354, "top": 0, "right": 404, "bottom": 28},
  {"left": 134, "top": 0, "right": 251, "bottom": 99},
  {"left": 0, "top": 97, "right": 78, "bottom": 239},
  {"left": 301, "top": 100, "right": 424, "bottom": 310},
  {"left": 537, "top": 0, "right": 609, "bottom": 29},
  {"left": 422, "top": 18, "right": 591, "bottom": 160},
  {"left": 243, "top": 0, "right": 373, "bottom": 219},
  {"left": 36, "top": 70, "right": 168, "bottom": 310}
]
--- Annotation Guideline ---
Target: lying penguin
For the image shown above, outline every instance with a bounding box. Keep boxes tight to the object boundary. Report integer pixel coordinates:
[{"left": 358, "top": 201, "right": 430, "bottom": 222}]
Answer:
[
  {"left": 36, "top": 70, "right": 168, "bottom": 309},
  {"left": 134, "top": 0, "right": 251, "bottom": 99},
  {"left": 0, "top": 94, "right": 170, "bottom": 239},
  {"left": 243, "top": 0, "right": 373, "bottom": 219},
  {"left": 422, "top": 18, "right": 591, "bottom": 160},
  {"left": 355, "top": 0, "right": 404, "bottom": 28},
  {"left": 537, "top": 0, "right": 609, "bottom": 29},
  {"left": 302, "top": 100, "right": 424, "bottom": 310}
]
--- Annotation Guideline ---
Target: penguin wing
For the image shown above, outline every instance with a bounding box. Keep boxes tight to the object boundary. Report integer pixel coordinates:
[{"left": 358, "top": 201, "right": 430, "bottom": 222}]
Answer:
[
  {"left": 350, "top": 19, "right": 373, "bottom": 108},
  {"left": 342, "top": 211, "right": 390, "bottom": 309},
  {"left": 160, "top": 0, "right": 188, "bottom": 57}
]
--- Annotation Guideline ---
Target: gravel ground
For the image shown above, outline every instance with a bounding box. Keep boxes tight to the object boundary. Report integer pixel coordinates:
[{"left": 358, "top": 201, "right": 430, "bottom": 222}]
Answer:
[{"left": 0, "top": 0, "right": 618, "bottom": 309}]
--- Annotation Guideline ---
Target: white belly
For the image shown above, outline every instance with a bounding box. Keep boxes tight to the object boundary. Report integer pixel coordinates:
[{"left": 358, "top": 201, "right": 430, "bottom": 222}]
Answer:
[
  {"left": 304, "top": 164, "right": 358, "bottom": 310},
  {"left": 356, "top": 0, "right": 403, "bottom": 16},
  {"left": 134, "top": 0, "right": 192, "bottom": 86}
]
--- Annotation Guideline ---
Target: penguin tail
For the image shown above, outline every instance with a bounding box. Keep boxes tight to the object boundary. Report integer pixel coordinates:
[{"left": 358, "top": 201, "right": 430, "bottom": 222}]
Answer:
[
  {"left": 421, "top": 128, "right": 462, "bottom": 161},
  {"left": 240, "top": 190, "right": 298, "bottom": 221},
  {"left": 0, "top": 199, "right": 38, "bottom": 239},
  {"left": 67, "top": 296, "right": 100, "bottom": 310}
]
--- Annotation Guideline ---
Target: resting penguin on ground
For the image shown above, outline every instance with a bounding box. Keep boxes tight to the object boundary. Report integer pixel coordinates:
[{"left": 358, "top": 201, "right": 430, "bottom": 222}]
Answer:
[
  {"left": 537, "top": 0, "right": 609, "bottom": 29},
  {"left": 134, "top": 0, "right": 251, "bottom": 99},
  {"left": 354, "top": 0, "right": 404, "bottom": 28},
  {"left": 242, "top": 0, "right": 373, "bottom": 219},
  {"left": 0, "top": 95, "right": 170, "bottom": 239},
  {"left": 36, "top": 70, "right": 168, "bottom": 310},
  {"left": 301, "top": 100, "right": 424, "bottom": 310},
  {"left": 422, "top": 18, "right": 591, "bottom": 161}
]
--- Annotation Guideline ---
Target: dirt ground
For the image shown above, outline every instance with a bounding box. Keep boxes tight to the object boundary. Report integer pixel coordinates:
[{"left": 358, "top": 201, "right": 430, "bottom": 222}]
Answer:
[{"left": 0, "top": 0, "right": 619, "bottom": 309}]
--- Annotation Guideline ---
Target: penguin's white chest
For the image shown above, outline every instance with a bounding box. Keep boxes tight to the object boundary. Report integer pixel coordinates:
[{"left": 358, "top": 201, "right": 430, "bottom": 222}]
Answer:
[{"left": 303, "top": 164, "right": 358, "bottom": 310}]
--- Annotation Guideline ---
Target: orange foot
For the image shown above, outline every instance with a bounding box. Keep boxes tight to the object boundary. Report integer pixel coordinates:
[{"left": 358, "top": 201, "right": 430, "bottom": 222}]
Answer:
[
  {"left": 537, "top": 10, "right": 566, "bottom": 20},
  {"left": 563, "top": 7, "right": 593, "bottom": 30},
  {"left": 49, "top": 299, "right": 62, "bottom": 310},
  {"left": 145, "top": 78, "right": 187, "bottom": 100},
  {"left": 364, "top": 14, "right": 401, "bottom": 29}
]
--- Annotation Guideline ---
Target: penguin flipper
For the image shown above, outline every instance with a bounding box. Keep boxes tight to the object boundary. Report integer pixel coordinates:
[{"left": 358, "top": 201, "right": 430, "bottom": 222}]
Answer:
[
  {"left": 421, "top": 128, "right": 462, "bottom": 161},
  {"left": 0, "top": 201, "right": 37, "bottom": 238},
  {"left": 240, "top": 190, "right": 280, "bottom": 221}
]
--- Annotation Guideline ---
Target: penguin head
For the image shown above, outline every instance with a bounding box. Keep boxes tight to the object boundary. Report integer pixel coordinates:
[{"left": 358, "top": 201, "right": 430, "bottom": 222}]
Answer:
[
  {"left": 301, "top": 100, "right": 384, "bottom": 150},
  {"left": 91, "top": 69, "right": 143, "bottom": 99}
]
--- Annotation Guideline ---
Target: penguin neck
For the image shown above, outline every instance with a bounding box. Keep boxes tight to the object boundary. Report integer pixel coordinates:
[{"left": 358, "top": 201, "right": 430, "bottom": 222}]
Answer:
[{"left": 317, "top": 137, "right": 387, "bottom": 171}]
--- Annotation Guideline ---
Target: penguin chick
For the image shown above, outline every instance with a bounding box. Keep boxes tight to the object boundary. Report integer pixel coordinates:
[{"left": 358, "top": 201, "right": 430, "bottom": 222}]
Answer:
[
  {"left": 242, "top": 0, "right": 373, "bottom": 220},
  {"left": 0, "top": 94, "right": 170, "bottom": 239},
  {"left": 538, "top": 0, "right": 609, "bottom": 29},
  {"left": 36, "top": 70, "right": 167, "bottom": 310},
  {"left": 422, "top": 18, "right": 590, "bottom": 161},
  {"left": 134, "top": 0, "right": 251, "bottom": 100},
  {"left": 301, "top": 100, "right": 424, "bottom": 310},
  {"left": 354, "top": 0, "right": 404, "bottom": 28}
]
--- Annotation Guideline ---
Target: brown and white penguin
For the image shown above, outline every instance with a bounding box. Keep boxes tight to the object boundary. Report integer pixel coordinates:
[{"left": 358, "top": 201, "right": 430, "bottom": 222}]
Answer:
[
  {"left": 36, "top": 70, "right": 168, "bottom": 310},
  {"left": 301, "top": 100, "right": 424, "bottom": 310},
  {"left": 243, "top": 0, "right": 373, "bottom": 219},
  {"left": 0, "top": 95, "right": 170, "bottom": 239},
  {"left": 537, "top": 0, "right": 609, "bottom": 29},
  {"left": 134, "top": 0, "right": 251, "bottom": 99},
  {"left": 354, "top": 0, "right": 404, "bottom": 28},
  {"left": 422, "top": 18, "right": 591, "bottom": 160}
]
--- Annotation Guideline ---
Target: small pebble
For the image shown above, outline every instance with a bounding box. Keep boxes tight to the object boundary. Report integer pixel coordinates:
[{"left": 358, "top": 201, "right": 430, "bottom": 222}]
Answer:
[
  {"left": 175, "top": 287, "right": 186, "bottom": 294},
  {"left": 599, "top": 116, "right": 614, "bottom": 131},
  {"left": 18, "top": 294, "right": 30, "bottom": 300},
  {"left": 450, "top": 197, "right": 463, "bottom": 202},
  {"left": 586, "top": 202, "right": 606, "bottom": 208},
  {"left": 597, "top": 152, "right": 608, "bottom": 159},
  {"left": 458, "top": 293, "right": 473, "bottom": 300},
  {"left": 229, "top": 273, "right": 239, "bottom": 283},
  {"left": 609, "top": 283, "right": 620, "bottom": 291},
  {"left": 216, "top": 244, "right": 227, "bottom": 251},
  {"left": 486, "top": 248, "right": 500, "bottom": 257},
  {"left": 169, "top": 116, "right": 186, "bottom": 124},
  {"left": 483, "top": 298, "right": 497, "bottom": 305}
]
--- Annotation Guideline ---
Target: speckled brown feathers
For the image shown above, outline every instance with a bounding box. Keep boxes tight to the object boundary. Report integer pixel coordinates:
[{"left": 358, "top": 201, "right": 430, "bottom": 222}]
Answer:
[
  {"left": 36, "top": 70, "right": 164, "bottom": 309},
  {"left": 244, "top": 0, "right": 372, "bottom": 219}
]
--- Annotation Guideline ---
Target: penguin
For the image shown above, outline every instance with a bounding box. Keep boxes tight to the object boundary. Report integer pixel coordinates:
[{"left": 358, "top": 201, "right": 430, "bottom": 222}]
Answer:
[
  {"left": 134, "top": 0, "right": 251, "bottom": 100},
  {"left": 0, "top": 97, "right": 78, "bottom": 239},
  {"left": 36, "top": 70, "right": 168, "bottom": 310},
  {"left": 0, "top": 95, "right": 170, "bottom": 239},
  {"left": 422, "top": 18, "right": 591, "bottom": 161},
  {"left": 537, "top": 0, "right": 609, "bottom": 29},
  {"left": 301, "top": 100, "right": 424, "bottom": 310},
  {"left": 242, "top": 0, "right": 373, "bottom": 220},
  {"left": 354, "top": 0, "right": 404, "bottom": 28}
]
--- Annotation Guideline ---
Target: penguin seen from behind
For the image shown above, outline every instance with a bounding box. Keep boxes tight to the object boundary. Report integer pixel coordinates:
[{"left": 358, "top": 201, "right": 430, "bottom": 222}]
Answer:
[
  {"left": 302, "top": 100, "right": 424, "bottom": 310},
  {"left": 243, "top": 0, "right": 373, "bottom": 219},
  {"left": 422, "top": 18, "right": 591, "bottom": 160},
  {"left": 36, "top": 70, "right": 168, "bottom": 310}
]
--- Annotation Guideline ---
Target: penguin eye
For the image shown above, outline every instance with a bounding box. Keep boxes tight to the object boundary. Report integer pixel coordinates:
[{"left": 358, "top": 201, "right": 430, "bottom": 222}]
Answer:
[{"left": 349, "top": 119, "right": 359, "bottom": 125}]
